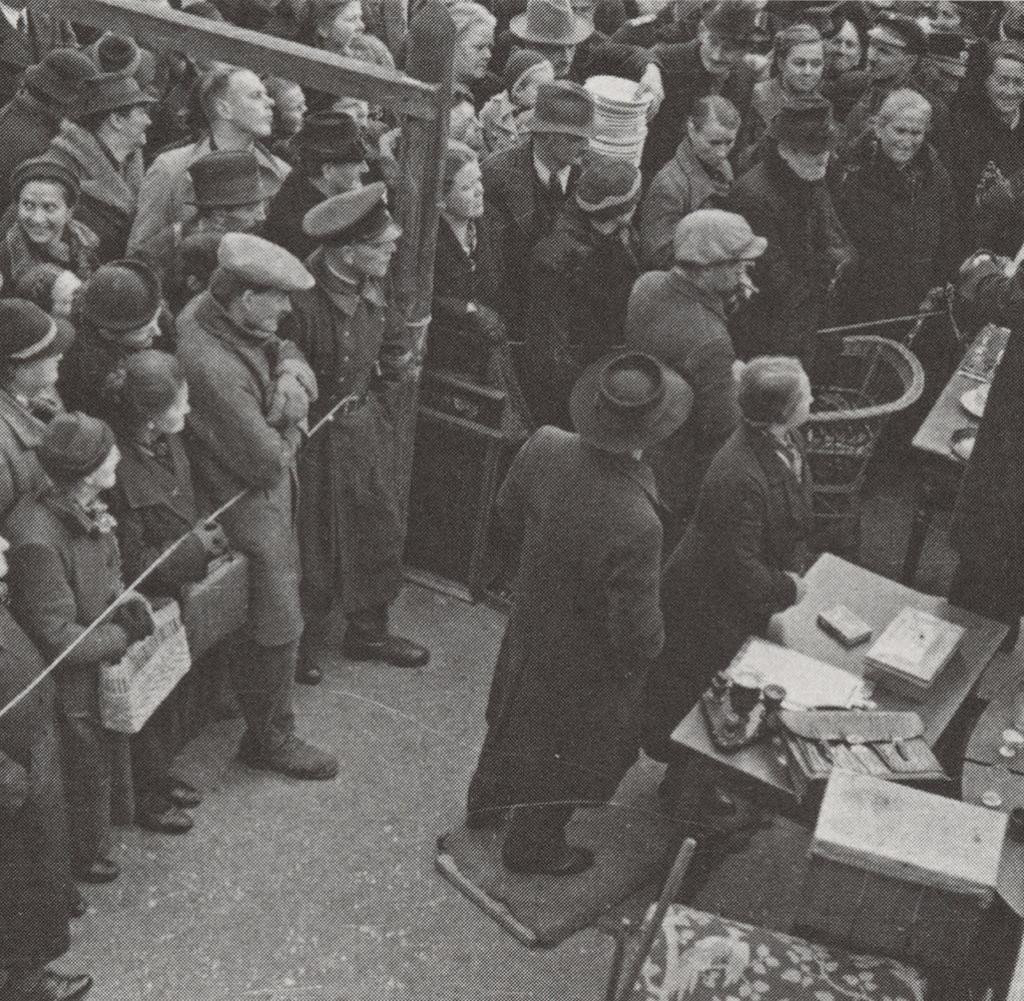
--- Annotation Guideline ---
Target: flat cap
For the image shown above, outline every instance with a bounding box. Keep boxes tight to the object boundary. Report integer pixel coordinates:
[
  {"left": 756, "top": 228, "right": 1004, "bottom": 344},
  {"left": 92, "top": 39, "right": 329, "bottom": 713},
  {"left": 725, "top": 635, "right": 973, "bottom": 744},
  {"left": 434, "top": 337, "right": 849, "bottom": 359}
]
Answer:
[
  {"left": 217, "top": 233, "right": 315, "bottom": 292},
  {"left": 302, "top": 181, "right": 402, "bottom": 246},
  {"left": 673, "top": 208, "right": 767, "bottom": 265}
]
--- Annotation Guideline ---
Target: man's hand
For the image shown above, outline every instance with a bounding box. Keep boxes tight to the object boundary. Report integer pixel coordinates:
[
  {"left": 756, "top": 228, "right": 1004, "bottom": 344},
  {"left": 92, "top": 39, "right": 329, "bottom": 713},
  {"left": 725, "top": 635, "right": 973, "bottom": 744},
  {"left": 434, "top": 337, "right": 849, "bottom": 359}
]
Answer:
[
  {"left": 635, "top": 63, "right": 664, "bottom": 120},
  {"left": 194, "top": 521, "right": 229, "bottom": 557},
  {"left": 275, "top": 357, "right": 318, "bottom": 402},
  {"left": 112, "top": 597, "right": 156, "bottom": 644},
  {"left": 267, "top": 371, "right": 312, "bottom": 428}
]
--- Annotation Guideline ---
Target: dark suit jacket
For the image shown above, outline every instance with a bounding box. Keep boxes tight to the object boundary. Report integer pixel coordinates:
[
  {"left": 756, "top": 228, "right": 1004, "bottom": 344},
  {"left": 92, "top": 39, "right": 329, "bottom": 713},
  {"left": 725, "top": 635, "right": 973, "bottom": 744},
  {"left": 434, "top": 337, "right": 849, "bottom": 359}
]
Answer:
[{"left": 0, "top": 6, "right": 76, "bottom": 109}]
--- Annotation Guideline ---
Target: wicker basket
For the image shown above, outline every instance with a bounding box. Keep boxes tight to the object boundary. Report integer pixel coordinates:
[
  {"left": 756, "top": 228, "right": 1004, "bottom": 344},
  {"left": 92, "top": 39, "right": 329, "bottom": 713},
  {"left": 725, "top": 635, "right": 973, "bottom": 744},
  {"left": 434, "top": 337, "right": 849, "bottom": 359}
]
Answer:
[
  {"left": 805, "top": 335, "right": 925, "bottom": 542},
  {"left": 179, "top": 552, "right": 249, "bottom": 660},
  {"left": 99, "top": 598, "right": 192, "bottom": 734}
]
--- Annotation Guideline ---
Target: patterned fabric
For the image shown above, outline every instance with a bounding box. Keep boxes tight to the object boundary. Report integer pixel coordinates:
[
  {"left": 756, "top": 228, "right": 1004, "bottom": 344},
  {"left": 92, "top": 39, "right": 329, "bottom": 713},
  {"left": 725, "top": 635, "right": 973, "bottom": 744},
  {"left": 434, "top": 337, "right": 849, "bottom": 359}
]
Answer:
[{"left": 633, "top": 906, "right": 927, "bottom": 1001}]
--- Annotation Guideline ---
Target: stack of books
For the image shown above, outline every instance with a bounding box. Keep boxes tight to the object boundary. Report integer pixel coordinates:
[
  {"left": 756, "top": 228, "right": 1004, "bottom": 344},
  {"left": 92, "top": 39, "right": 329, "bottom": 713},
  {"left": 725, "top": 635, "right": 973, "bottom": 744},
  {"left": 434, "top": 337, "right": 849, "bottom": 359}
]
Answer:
[{"left": 864, "top": 608, "right": 964, "bottom": 701}]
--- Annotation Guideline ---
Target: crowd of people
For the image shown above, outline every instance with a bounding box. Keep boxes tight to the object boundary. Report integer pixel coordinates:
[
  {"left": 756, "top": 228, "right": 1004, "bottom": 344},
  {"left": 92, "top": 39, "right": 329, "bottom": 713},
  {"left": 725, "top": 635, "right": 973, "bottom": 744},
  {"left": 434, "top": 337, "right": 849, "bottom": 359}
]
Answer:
[{"left": 1, "top": 0, "right": 1024, "bottom": 997}]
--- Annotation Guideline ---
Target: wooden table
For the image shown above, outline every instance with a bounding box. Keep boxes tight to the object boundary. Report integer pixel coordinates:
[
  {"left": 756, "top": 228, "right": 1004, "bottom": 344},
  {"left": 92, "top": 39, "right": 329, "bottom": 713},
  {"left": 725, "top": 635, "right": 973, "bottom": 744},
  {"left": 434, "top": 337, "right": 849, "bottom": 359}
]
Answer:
[
  {"left": 901, "top": 325, "right": 1007, "bottom": 585},
  {"left": 670, "top": 553, "right": 1009, "bottom": 798}
]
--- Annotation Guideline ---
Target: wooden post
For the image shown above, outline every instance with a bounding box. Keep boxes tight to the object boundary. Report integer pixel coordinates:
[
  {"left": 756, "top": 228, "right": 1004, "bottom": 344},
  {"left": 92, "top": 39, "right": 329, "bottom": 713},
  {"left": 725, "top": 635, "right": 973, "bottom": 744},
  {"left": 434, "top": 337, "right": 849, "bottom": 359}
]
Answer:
[{"left": 391, "top": 0, "right": 456, "bottom": 517}]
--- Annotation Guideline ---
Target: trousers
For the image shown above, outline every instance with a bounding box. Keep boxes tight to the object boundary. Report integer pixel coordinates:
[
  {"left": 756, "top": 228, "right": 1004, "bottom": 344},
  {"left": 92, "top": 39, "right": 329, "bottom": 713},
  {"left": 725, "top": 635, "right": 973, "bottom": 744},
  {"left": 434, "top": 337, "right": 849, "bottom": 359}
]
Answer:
[{"left": 231, "top": 637, "right": 297, "bottom": 754}]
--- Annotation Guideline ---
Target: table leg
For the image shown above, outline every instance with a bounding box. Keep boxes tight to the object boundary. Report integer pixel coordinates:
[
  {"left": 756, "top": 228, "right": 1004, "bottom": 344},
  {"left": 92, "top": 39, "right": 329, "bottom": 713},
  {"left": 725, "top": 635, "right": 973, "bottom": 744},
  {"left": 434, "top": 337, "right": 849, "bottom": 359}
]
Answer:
[{"left": 902, "top": 471, "right": 938, "bottom": 586}]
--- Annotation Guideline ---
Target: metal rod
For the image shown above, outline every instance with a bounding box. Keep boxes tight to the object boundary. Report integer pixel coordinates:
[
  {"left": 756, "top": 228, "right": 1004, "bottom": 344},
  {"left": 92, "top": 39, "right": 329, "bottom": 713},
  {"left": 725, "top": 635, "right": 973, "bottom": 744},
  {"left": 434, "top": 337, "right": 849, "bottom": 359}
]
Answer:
[{"left": 817, "top": 310, "right": 945, "bottom": 337}]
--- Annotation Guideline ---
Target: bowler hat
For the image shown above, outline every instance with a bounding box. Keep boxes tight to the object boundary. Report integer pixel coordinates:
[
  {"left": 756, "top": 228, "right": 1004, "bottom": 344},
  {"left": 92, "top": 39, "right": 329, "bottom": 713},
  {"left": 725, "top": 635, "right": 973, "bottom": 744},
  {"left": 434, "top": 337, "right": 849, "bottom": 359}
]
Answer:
[
  {"left": 82, "top": 261, "right": 162, "bottom": 334},
  {"left": 868, "top": 11, "right": 926, "bottom": 57},
  {"left": 529, "top": 80, "right": 594, "bottom": 139},
  {"left": 79, "top": 70, "right": 156, "bottom": 118},
  {"left": 217, "top": 233, "right": 315, "bottom": 293},
  {"left": 303, "top": 180, "right": 402, "bottom": 245},
  {"left": 770, "top": 94, "right": 836, "bottom": 153},
  {"left": 575, "top": 155, "right": 641, "bottom": 219},
  {"left": 38, "top": 412, "right": 116, "bottom": 484},
  {"left": 23, "top": 49, "right": 98, "bottom": 110},
  {"left": 10, "top": 156, "right": 80, "bottom": 205},
  {"left": 570, "top": 351, "right": 694, "bottom": 454},
  {"left": 673, "top": 208, "right": 766, "bottom": 265},
  {"left": 187, "top": 150, "right": 264, "bottom": 208},
  {"left": 702, "top": 0, "right": 765, "bottom": 46},
  {"left": 510, "top": 0, "right": 593, "bottom": 47},
  {"left": 0, "top": 299, "right": 72, "bottom": 364},
  {"left": 292, "top": 111, "right": 370, "bottom": 164},
  {"left": 119, "top": 350, "right": 184, "bottom": 421}
]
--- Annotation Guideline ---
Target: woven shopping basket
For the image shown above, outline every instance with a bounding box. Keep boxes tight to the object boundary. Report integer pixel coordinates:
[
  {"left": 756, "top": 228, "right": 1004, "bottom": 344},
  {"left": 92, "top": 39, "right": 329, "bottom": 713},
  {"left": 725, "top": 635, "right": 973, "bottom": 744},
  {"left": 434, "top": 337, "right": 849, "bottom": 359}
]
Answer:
[
  {"left": 179, "top": 551, "right": 249, "bottom": 660},
  {"left": 100, "top": 598, "right": 192, "bottom": 734}
]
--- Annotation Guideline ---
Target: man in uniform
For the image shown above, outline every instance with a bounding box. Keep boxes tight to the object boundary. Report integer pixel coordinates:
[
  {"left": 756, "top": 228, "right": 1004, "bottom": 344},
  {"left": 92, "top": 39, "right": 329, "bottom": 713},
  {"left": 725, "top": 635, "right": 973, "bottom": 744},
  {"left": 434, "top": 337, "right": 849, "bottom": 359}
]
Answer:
[
  {"left": 281, "top": 182, "right": 430, "bottom": 685},
  {"left": 177, "top": 233, "right": 337, "bottom": 780}
]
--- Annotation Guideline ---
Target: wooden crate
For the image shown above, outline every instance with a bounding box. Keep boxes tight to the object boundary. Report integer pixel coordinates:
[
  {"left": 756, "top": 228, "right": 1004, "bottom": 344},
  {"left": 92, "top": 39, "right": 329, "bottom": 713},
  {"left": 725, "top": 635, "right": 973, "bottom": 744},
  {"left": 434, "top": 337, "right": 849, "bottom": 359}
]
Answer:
[{"left": 798, "top": 771, "right": 1006, "bottom": 971}]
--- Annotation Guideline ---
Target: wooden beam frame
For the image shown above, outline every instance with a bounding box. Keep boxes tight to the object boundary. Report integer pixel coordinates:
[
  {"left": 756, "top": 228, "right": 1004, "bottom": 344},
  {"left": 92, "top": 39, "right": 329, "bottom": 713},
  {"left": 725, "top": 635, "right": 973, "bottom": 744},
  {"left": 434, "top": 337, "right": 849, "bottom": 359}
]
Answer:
[{"left": 39, "top": 0, "right": 441, "bottom": 118}]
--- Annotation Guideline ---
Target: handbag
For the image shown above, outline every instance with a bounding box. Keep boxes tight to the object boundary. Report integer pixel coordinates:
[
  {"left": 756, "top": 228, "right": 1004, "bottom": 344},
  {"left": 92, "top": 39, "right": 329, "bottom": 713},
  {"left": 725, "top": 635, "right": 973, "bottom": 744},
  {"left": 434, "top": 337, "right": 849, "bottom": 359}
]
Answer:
[
  {"left": 99, "top": 598, "right": 192, "bottom": 734},
  {"left": 779, "top": 709, "right": 949, "bottom": 802},
  {"left": 179, "top": 552, "right": 249, "bottom": 660}
]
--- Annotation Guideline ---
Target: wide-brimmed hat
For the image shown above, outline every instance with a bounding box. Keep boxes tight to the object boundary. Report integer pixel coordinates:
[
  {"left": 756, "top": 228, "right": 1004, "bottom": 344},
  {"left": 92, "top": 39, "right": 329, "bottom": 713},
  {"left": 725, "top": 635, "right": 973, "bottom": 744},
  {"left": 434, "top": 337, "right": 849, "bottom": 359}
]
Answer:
[
  {"left": 570, "top": 351, "right": 694, "bottom": 454},
  {"left": 186, "top": 150, "right": 264, "bottom": 208},
  {"left": 79, "top": 70, "right": 156, "bottom": 117},
  {"left": 510, "top": 0, "right": 593, "bottom": 47},
  {"left": 23, "top": 48, "right": 98, "bottom": 110},
  {"left": 769, "top": 94, "right": 837, "bottom": 153},
  {"left": 529, "top": 80, "right": 594, "bottom": 138},
  {"left": 673, "top": 208, "right": 766, "bottom": 265},
  {"left": 292, "top": 111, "right": 371, "bottom": 164}
]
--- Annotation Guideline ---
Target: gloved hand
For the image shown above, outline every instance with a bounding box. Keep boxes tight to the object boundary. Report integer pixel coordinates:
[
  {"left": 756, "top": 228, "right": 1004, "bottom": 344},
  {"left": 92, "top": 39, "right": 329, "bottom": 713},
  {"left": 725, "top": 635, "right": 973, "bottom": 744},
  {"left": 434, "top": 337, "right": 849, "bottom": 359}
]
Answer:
[
  {"left": 276, "top": 356, "right": 318, "bottom": 403},
  {"left": 111, "top": 597, "right": 156, "bottom": 645},
  {"left": 267, "top": 371, "right": 312, "bottom": 428},
  {"left": 464, "top": 303, "right": 507, "bottom": 345},
  {"left": 194, "top": 521, "right": 229, "bottom": 557}
]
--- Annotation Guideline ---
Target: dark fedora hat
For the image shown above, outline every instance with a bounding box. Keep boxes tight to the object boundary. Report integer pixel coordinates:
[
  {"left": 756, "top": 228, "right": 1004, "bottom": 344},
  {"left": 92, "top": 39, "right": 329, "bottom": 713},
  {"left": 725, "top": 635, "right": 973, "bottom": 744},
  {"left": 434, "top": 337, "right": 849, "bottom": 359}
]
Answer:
[
  {"left": 292, "top": 111, "right": 371, "bottom": 164},
  {"left": 702, "top": 0, "right": 766, "bottom": 46},
  {"left": 510, "top": 0, "right": 593, "bottom": 47},
  {"left": 570, "top": 351, "right": 694, "bottom": 454},
  {"left": 186, "top": 150, "right": 264, "bottom": 208},
  {"left": 529, "top": 80, "right": 594, "bottom": 139},
  {"left": 79, "top": 70, "right": 156, "bottom": 118},
  {"left": 23, "top": 48, "right": 98, "bottom": 110},
  {"left": 770, "top": 94, "right": 837, "bottom": 153}
]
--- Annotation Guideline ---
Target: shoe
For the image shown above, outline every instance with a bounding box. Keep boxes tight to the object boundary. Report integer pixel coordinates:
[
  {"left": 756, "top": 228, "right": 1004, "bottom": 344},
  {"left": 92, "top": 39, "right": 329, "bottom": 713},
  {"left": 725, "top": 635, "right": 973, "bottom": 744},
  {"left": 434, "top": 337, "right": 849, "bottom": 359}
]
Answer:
[
  {"left": 6, "top": 969, "right": 93, "bottom": 1001},
  {"left": 342, "top": 632, "right": 430, "bottom": 668},
  {"left": 465, "top": 806, "right": 508, "bottom": 830},
  {"left": 503, "top": 844, "right": 595, "bottom": 877},
  {"left": 136, "top": 800, "right": 194, "bottom": 835},
  {"left": 238, "top": 734, "right": 338, "bottom": 781},
  {"left": 75, "top": 859, "right": 119, "bottom": 884},
  {"left": 67, "top": 888, "right": 88, "bottom": 919},
  {"left": 162, "top": 776, "right": 202, "bottom": 809},
  {"left": 295, "top": 656, "right": 323, "bottom": 686}
]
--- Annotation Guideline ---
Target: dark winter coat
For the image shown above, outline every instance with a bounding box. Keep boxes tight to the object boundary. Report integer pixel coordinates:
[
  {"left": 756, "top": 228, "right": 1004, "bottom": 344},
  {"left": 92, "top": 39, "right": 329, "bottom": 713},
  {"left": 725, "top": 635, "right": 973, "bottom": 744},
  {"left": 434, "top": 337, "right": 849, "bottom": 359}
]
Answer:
[
  {"left": 279, "top": 253, "right": 405, "bottom": 618},
  {"left": 644, "top": 422, "right": 813, "bottom": 750},
  {"left": 471, "top": 425, "right": 665, "bottom": 811},
  {"left": 0, "top": 218, "right": 99, "bottom": 292},
  {"left": 0, "top": 8, "right": 76, "bottom": 109},
  {"left": 950, "top": 266, "right": 1024, "bottom": 570},
  {"left": 263, "top": 167, "right": 325, "bottom": 261},
  {"left": 0, "top": 89, "right": 62, "bottom": 211},
  {"left": 0, "top": 389, "right": 48, "bottom": 527},
  {"left": 639, "top": 136, "right": 732, "bottom": 269},
  {"left": 0, "top": 604, "right": 69, "bottom": 969},
  {"left": 642, "top": 38, "right": 758, "bottom": 180},
  {"left": 625, "top": 269, "right": 739, "bottom": 519},
  {"left": 108, "top": 434, "right": 208, "bottom": 598},
  {"left": 481, "top": 136, "right": 579, "bottom": 327},
  {"left": 726, "top": 148, "right": 854, "bottom": 368},
  {"left": 831, "top": 137, "right": 958, "bottom": 324},
  {"left": 176, "top": 292, "right": 305, "bottom": 646},
  {"left": 521, "top": 202, "right": 640, "bottom": 428},
  {"left": 46, "top": 121, "right": 146, "bottom": 263}
]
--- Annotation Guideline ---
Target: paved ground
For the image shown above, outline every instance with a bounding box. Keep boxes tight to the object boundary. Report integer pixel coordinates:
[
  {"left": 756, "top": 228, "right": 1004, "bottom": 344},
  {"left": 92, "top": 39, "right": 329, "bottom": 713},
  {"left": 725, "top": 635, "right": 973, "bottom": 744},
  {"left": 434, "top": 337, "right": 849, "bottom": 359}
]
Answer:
[{"left": 56, "top": 451, "right": 1023, "bottom": 1001}]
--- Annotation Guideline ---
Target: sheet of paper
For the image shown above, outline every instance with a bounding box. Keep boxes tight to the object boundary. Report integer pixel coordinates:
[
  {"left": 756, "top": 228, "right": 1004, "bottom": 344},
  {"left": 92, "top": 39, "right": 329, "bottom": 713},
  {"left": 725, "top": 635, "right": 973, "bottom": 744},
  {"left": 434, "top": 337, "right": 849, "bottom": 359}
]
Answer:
[{"left": 726, "top": 638, "right": 874, "bottom": 710}]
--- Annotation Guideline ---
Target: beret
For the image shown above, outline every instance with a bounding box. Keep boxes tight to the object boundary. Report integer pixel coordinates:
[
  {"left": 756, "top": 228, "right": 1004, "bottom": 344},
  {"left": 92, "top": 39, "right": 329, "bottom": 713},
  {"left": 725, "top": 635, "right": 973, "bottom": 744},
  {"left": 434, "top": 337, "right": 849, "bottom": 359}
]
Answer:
[
  {"left": 217, "top": 233, "right": 315, "bottom": 292},
  {"left": 302, "top": 181, "right": 402, "bottom": 246}
]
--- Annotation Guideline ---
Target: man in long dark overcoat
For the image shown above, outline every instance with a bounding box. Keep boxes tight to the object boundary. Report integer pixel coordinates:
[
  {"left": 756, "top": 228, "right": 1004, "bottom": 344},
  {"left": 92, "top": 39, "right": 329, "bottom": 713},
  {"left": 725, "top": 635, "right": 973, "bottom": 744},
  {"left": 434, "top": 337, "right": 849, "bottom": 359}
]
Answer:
[
  {"left": 280, "top": 182, "right": 429, "bottom": 683},
  {"left": 465, "top": 351, "right": 693, "bottom": 876},
  {"left": 177, "top": 233, "right": 338, "bottom": 781}
]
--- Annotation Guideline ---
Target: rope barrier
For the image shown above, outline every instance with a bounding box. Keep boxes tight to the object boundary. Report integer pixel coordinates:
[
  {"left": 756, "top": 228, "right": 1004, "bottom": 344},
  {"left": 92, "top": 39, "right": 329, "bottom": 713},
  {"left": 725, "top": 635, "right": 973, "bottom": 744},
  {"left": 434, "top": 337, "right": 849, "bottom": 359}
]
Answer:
[{"left": 0, "top": 386, "right": 381, "bottom": 721}]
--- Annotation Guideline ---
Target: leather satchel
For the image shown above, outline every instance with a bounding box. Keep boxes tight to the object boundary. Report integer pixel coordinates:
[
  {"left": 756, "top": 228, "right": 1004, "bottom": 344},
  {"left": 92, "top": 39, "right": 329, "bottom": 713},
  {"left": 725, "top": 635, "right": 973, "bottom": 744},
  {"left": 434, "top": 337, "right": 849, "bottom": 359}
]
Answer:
[{"left": 779, "top": 709, "right": 949, "bottom": 802}]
